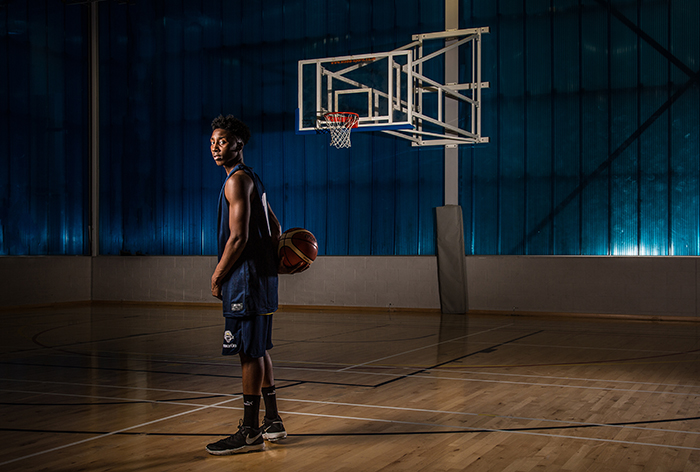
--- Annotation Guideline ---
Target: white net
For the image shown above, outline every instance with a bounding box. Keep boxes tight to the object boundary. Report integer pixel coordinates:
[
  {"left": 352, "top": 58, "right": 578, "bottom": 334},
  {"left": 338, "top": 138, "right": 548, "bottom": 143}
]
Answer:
[{"left": 318, "top": 113, "right": 359, "bottom": 149}]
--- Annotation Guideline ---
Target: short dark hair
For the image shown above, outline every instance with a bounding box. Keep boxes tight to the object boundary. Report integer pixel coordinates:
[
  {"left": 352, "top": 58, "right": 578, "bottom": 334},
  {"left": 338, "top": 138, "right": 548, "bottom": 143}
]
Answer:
[{"left": 211, "top": 114, "right": 251, "bottom": 145}]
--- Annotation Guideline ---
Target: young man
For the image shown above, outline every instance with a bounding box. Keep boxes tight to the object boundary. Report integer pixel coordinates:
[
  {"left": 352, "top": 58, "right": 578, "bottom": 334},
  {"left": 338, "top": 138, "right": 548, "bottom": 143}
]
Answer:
[{"left": 205, "top": 114, "right": 293, "bottom": 455}]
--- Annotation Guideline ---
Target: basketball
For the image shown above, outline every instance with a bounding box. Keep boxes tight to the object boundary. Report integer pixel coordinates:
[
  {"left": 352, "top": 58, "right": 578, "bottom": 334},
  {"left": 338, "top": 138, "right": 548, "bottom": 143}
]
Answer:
[{"left": 278, "top": 228, "right": 318, "bottom": 271}]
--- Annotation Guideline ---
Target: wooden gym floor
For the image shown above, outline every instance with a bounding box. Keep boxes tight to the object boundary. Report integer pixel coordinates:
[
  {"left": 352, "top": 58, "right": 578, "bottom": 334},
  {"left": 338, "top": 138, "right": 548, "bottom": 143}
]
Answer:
[{"left": 0, "top": 304, "right": 698, "bottom": 471}]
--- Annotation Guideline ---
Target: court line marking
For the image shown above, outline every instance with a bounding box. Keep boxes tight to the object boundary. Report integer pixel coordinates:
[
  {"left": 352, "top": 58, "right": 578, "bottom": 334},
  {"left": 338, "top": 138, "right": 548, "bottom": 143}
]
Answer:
[
  {"left": 0, "top": 388, "right": 234, "bottom": 408},
  {"left": 402, "top": 373, "right": 700, "bottom": 396},
  {"left": 373, "top": 330, "right": 546, "bottom": 388},
  {"left": 0, "top": 387, "right": 698, "bottom": 456},
  {"left": 276, "top": 362, "right": 700, "bottom": 389},
  {"left": 276, "top": 398, "right": 700, "bottom": 434},
  {"left": 13, "top": 333, "right": 695, "bottom": 367},
  {"left": 276, "top": 409, "right": 700, "bottom": 451},
  {"left": 0, "top": 377, "right": 235, "bottom": 398},
  {"left": 2, "top": 381, "right": 695, "bottom": 435},
  {"left": 0, "top": 394, "right": 240, "bottom": 468},
  {"left": 509, "top": 341, "right": 685, "bottom": 354},
  {"left": 14, "top": 327, "right": 690, "bottom": 360},
  {"left": 4, "top": 385, "right": 698, "bottom": 439},
  {"left": 337, "top": 323, "right": 515, "bottom": 372},
  {"left": 7, "top": 367, "right": 699, "bottom": 394},
  {"left": 271, "top": 365, "right": 700, "bottom": 396},
  {"left": 29, "top": 322, "right": 221, "bottom": 352},
  {"left": 430, "top": 369, "right": 700, "bottom": 390},
  {"left": 5, "top": 355, "right": 699, "bottom": 398}
]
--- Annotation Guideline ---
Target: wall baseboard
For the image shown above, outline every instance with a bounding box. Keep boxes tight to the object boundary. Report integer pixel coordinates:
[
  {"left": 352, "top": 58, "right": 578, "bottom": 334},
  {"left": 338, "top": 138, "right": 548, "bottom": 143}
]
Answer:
[
  {"left": 466, "top": 309, "right": 700, "bottom": 324},
  {"left": 3, "top": 255, "right": 700, "bottom": 322}
]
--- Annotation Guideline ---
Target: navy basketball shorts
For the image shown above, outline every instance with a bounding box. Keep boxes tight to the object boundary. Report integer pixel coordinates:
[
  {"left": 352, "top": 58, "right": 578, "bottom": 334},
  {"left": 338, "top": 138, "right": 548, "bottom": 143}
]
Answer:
[{"left": 222, "top": 314, "right": 274, "bottom": 358}]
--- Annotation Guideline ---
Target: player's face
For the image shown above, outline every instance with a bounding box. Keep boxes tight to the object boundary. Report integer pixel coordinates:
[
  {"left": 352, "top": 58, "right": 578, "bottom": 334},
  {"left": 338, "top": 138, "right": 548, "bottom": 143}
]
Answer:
[{"left": 210, "top": 129, "right": 240, "bottom": 168}]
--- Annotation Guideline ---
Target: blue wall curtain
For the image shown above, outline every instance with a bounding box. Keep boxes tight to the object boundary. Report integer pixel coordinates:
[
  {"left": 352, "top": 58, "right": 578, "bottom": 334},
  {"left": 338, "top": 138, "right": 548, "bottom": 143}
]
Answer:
[
  {"left": 2, "top": 0, "right": 699, "bottom": 257},
  {"left": 97, "top": 0, "right": 445, "bottom": 256},
  {"left": 460, "top": 0, "right": 700, "bottom": 255},
  {"left": 0, "top": 1, "right": 88, "bottom": 255}
]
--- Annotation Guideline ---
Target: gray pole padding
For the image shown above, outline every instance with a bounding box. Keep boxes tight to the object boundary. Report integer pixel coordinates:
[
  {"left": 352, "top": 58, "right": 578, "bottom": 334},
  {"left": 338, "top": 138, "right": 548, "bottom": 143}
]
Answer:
[{"left": 435, "top": 205, "right": 468, "bottom": 314}]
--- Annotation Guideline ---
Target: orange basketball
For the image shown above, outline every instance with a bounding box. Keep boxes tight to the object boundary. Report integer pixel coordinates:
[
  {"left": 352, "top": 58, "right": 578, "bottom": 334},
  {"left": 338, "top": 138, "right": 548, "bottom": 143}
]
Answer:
[{"left": 278, "top": 228, "right": 318, "bottom": 271}]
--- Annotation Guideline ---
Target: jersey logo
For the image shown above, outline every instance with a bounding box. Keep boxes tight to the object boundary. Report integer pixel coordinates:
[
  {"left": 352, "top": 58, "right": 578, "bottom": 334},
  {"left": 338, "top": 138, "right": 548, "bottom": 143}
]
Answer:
[{"left": 231, "top": 302, "right": 244, "bottom": 311}]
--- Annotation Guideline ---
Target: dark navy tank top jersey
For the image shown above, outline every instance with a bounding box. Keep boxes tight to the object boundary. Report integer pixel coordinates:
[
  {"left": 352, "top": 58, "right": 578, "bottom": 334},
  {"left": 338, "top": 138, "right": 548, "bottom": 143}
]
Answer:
[{"left": 217, "top": 164, "right": 278, "bottom": 317}]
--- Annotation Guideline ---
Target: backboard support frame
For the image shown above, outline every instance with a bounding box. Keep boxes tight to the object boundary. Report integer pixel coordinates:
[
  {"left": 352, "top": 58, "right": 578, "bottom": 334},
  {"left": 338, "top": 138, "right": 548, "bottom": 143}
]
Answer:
[{"left": 297, "top": 27, "right": 489, "bottom": 147}]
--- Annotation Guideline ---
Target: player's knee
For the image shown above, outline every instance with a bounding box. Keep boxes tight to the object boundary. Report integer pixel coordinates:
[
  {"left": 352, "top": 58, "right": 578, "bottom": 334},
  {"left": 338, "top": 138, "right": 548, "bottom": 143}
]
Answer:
[{"left": 239, "top": 351, "right": 263, "bottom": 364}]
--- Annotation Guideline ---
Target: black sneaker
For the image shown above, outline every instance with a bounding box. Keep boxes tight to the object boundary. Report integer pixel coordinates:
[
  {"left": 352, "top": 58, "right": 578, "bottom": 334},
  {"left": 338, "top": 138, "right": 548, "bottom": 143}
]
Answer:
[
  {"left": 261, "top": 416, "right": 287, "bottom": 441},
  {"left": 206, "top": 421, "right": 265, "bottom": 455}
]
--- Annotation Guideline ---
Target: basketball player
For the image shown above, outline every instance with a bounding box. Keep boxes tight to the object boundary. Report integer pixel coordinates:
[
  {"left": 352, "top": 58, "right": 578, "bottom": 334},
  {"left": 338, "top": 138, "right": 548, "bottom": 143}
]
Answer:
[{"left": 205, "top": 114, "right": 298, "bottom": 455}]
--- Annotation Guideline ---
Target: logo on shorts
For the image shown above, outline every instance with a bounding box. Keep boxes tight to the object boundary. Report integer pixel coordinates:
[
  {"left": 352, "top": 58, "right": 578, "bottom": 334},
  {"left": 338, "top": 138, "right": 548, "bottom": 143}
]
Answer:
[
  {"left": 231, "top": 302, "right": 244, "bottom": 311},
  {"left": 223, "top": 330, "right": 237, "bottom": 349}
]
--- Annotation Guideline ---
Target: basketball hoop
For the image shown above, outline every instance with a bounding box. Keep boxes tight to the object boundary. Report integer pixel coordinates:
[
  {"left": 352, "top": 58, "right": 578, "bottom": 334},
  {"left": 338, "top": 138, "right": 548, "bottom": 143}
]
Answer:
[{"left": 316, "top": 112, "right": 359, "bottom": 149}]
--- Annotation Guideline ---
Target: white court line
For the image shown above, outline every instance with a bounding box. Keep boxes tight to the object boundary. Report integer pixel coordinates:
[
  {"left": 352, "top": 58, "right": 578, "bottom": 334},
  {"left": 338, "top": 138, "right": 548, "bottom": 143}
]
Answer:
[
  {"left": 10, "top": 365, "right": 683, "bottom": 401},
  {"left": 6, "top": 380, "right": 698, "bottom": 438},
  {"left": 8, "top": 352, "right": 695, "bottom": 399},
  {"left": 277, "top": 397, "right": 700, "bottom": 436},
  {"left": 0, "top": 388, "right": 240, "bottom": 410},
  {"left": 278, "top": 409, "right": 700, "bottom": 451},
  {"left": 510, "top": 341, "right": 683, "bottom": 354},
  {"left": 2, "top": 385, "right": 699, "bottom": 462},
  {"left": 3, "top": 386, "right": 699, "bottom": 438},
  {"left": 0, "top": 377, "right": 235, "bottom": 398},
  {"left": 429, "top": 369, "right": 700, "bottom": 390},
  {"left": 285, "top": 362, "right": 700, "bottom": 390},
  {"left": 22, "top": 334, "right": 685, "bottom": 369},
  {"left": 0, "top": 394, "right": 240, "bottom": 468},
  {"left": 281, "top": 411, "right": 700, "bottom": 451},
  {"left": 2, "top": 385, "right": 698, "bottom": 437},
  {"left": 270, "top": 364, "right": 700, "bottom": 397},
  {"left": 337, "top": 323, "right": 514, "bottom": 372},
  {"left": 399, "top": 372, "right": 700, "bottom": 396}
]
